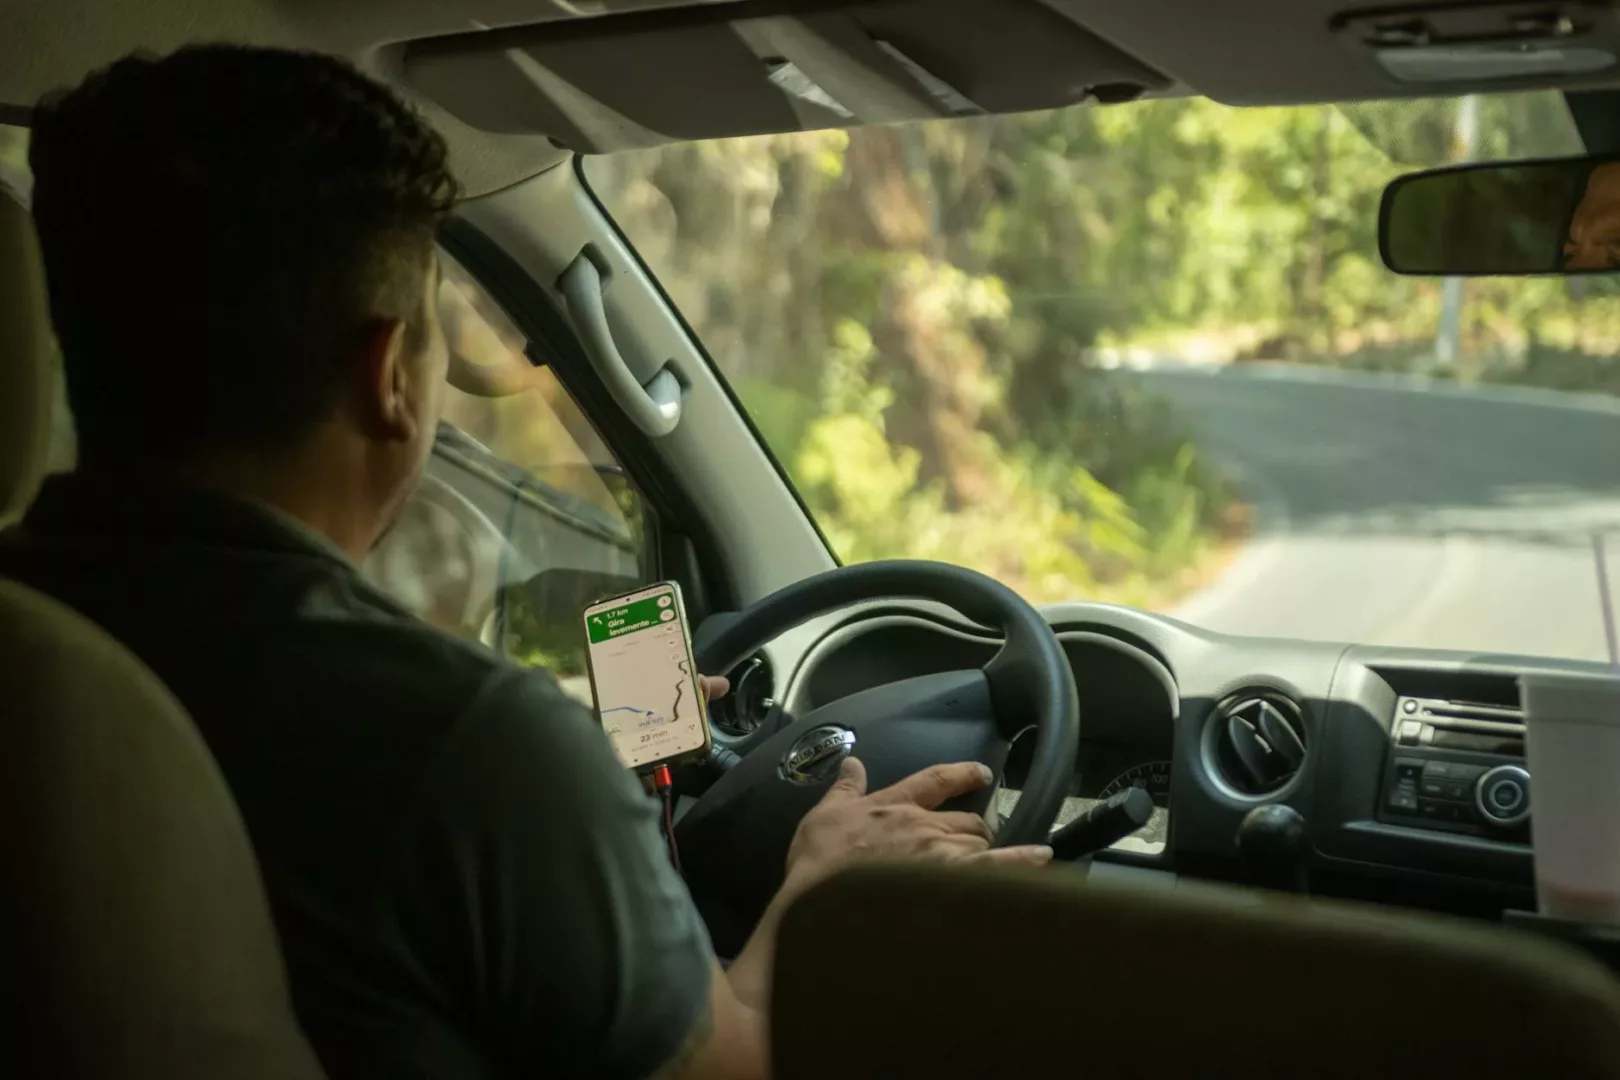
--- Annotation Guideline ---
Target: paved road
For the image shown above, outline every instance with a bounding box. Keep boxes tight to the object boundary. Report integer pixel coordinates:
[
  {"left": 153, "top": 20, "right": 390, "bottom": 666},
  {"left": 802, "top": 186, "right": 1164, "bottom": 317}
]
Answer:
[{"left": 1121, "top": 365, "right": 1620, "bottom": 663}]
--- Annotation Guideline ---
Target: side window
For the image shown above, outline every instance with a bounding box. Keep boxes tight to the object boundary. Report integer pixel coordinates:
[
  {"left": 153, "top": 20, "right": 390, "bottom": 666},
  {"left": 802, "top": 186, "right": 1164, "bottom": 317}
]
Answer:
[
  {"left": 361, "top": 252, "right": 652, "bottom": 703},
  {"left": 2, "top": 125, "right": 77, "bottom": 478},
  {"left": 44, "top": 364, "right": 76, "bottom": 476}
]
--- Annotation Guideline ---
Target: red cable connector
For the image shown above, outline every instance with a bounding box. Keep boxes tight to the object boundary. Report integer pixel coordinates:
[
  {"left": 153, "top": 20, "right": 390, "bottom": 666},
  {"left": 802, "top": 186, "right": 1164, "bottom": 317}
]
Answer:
[{"left": 650, "top": 764, "right": 681, "bottom": 873}]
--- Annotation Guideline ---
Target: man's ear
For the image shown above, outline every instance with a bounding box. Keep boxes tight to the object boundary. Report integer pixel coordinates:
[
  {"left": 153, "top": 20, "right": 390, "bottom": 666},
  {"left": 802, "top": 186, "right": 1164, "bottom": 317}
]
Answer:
[{"left": 362, "top": 317, "right": 417, "bottom": 443}]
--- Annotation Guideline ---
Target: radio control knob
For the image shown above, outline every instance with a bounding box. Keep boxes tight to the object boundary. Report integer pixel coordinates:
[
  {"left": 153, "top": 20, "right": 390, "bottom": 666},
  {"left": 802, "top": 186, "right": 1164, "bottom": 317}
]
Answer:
[{"left": 1475, "top": 765, "right": 1530, "bottom": 827}]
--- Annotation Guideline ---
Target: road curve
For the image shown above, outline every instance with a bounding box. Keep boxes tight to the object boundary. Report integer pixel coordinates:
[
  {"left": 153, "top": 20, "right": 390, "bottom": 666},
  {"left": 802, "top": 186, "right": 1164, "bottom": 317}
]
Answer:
[{"left": 1122, "top": 365, "right": 1620, "bottom": 664}]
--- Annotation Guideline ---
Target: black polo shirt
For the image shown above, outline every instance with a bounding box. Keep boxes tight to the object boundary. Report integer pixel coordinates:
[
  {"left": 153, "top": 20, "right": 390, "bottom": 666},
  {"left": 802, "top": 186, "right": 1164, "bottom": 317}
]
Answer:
[{"left": 0, "top": 474, "right": 713, "bottom": 1080}]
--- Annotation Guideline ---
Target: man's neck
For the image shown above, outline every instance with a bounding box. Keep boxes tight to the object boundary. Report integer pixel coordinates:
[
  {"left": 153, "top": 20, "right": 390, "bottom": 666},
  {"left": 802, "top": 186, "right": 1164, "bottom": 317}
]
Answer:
[{"left": 88, "top": 438, "right": 388, "bottom": 564}]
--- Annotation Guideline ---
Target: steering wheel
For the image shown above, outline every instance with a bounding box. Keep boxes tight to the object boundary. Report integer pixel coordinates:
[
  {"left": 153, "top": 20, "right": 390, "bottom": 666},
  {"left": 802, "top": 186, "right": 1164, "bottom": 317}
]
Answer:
[{"left": 675, "top": 560, "right": 1080, "bottom": 942}]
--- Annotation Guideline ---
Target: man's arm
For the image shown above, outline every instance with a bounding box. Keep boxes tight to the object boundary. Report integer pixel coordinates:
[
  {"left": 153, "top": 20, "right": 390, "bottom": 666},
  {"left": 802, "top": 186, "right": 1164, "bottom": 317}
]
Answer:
[
  {"left": 648, "top": 960, "right": 766, "bottom": 1080},
  {"left": 723, "top": 756, "right": 1052, "bottom": 1012},
  {"left": 396, "top": 668, "right": 722, "bottom": 1080},
  {"left": 406, "top": 668, "right": 1047, "bottom": 1080},
  {"left": 641, "top": 752, "right": 1051, "bottom": 1079}
]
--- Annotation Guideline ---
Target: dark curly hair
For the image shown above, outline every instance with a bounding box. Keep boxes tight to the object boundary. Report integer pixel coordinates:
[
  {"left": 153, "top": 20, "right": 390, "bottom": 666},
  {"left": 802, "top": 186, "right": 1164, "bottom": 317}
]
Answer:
[{"left": 29, "top": 44, "right": 460, "bottom": 466}]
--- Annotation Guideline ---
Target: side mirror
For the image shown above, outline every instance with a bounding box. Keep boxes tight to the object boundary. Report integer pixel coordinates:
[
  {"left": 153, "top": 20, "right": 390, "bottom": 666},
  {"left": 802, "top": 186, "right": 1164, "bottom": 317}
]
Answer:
[{"left": 1380, "top": 154, "right": 1620, "bottom": 275}]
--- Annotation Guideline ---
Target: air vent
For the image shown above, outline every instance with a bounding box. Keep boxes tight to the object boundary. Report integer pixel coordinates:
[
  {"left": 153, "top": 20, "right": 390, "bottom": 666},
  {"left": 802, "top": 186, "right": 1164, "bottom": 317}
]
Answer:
[
  {"left": 1208, "top": 690, "right": 1308, "bottom": 797},
  {"left": 710, "top": 654, "right": 776, "bottom": 737},
  {"left": 1393, "top": 695, "right": 1525, "bottom": 756}
]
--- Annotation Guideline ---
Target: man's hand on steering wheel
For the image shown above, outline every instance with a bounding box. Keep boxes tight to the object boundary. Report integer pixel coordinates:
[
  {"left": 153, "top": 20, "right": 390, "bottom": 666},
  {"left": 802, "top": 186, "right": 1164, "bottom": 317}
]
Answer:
[
  {"left": 699, "top": 671, "right": 1050, "bottom": 891},
  {"left": 781, "top": 758, "right": 1053, "bottom": 902},
  {"left": 721, "top": 753, "right": 1053, "bottom": 1013},
  {"left": 682, "top": 558, "right": 1078, "bottom": 964}
]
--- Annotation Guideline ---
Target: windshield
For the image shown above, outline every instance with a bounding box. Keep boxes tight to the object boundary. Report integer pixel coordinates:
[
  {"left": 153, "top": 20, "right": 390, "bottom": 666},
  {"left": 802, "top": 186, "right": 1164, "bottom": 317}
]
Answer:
[{"left": 585, "top": 90, "right": 1620, "bottom": 664}]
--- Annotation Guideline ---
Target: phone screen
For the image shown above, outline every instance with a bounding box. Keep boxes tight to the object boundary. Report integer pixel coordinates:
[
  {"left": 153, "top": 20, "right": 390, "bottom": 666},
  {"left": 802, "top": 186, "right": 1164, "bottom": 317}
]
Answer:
[{"left": 582, "top": 581, "right": 710, "bottom": 771}]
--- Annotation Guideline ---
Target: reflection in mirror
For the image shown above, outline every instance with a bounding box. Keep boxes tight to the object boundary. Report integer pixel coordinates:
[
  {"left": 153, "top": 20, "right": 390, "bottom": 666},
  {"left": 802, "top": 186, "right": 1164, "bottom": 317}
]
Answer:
[
  {"left": 1380, "top": 155, "right": 1620, "bottom": 275},
  {"left": 1567, "top": 163, "right": 1620, "bottom": 271}
]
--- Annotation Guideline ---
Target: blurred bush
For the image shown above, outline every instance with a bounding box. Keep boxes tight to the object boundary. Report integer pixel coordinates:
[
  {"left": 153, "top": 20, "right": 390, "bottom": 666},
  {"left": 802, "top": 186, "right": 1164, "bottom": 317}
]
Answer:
[{"left": 584, "top": 90, "right": 1607, "bottom": 603}]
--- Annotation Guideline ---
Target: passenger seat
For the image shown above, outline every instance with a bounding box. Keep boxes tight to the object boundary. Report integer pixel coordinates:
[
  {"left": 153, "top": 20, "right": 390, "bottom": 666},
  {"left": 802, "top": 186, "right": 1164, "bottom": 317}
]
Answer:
[{"left": 0, "top": 188, "right": 326, "bottom": 1078}]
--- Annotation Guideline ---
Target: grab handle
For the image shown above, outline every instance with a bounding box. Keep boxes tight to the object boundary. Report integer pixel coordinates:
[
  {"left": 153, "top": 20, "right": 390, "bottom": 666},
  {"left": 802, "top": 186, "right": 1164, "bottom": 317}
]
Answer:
[{"left": 559, "top": 251, "right": 684, "bottom": 437}]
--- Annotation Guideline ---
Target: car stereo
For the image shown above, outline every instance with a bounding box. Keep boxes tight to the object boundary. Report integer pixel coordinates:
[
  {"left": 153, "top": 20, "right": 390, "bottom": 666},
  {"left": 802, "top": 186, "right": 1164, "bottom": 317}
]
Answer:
[{"left": 1377, "top": 695, "right": 1530, "bottom": 841}]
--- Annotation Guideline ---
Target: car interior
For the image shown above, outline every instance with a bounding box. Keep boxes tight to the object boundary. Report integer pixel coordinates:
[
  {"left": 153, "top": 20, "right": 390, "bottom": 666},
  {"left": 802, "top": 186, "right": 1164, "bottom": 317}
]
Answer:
[{"left": 10, "top": 0, "right": 1620, "bottom": 1076}]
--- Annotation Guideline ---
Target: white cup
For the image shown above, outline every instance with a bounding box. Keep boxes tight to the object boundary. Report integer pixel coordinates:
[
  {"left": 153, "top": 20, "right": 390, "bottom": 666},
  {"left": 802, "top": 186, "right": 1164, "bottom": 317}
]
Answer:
[{"left": 1521, "top": 672, "right": 1620, "bottom": 923}]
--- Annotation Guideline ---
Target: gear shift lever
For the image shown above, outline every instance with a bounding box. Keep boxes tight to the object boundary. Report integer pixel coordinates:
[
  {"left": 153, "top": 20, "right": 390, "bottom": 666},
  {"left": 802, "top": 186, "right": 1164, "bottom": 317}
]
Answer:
[{"left": 1236, "top": 804, "right": 1309, "bottom": 893}]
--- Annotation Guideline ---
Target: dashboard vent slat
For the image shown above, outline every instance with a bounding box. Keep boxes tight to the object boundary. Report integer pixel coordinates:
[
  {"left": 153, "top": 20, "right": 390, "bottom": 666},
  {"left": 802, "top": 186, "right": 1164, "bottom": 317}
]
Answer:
[
  {"left": 1394, "top": 695, "right": 1526, "bottom": 754},
  {"left": 1409, "top": 698, "right": 1525, "bottom": 726},
  {"left": 1226, "top": 714, "right": 1273, "bottom": 789},
  {"left": 1208, "top": 691, "right": 1309, "bottom": 797},
  {"left": 1258, "top": 702, "right": 1307, "bottom": 769},
  {"left": 710, "top": 654, "right": 775, "bottom": 736}
]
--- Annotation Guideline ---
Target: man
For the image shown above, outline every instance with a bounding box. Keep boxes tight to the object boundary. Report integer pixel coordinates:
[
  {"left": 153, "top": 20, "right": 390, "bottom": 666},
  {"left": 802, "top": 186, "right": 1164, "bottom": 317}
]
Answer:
[
  {"left": 1, "top": 45, "right": 1051, "bottom": 1079},
  {"left": 1563, "top": 161, "right": 1620, "bottom": 271}
]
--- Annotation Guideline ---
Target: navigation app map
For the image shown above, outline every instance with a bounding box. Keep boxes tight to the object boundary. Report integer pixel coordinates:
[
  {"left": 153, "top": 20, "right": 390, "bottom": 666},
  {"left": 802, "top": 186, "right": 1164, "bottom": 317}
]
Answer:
[{"left": 584, "top": 584, "right": 707, "bottom": 770}]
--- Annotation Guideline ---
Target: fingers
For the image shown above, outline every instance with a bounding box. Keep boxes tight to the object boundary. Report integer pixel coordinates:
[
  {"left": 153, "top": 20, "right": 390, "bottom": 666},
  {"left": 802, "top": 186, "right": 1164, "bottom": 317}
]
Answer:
[
  {"left": 699, "top": 674, "right": 730, "bottom": 701},
  {"left": 925, "top": 832, "right": 991, "bottom": 858},
  {"left": 929, "top": 810, "right": 994, "bottom": 842},
  {"left": 968, "top": 844, "right": 1055, "bottom": 867},
  {"left": 925, "top": 834, "right": 1057, "bottom": 862},
  {"left": 873, "top": 762, "right": 994, "bottom": 810},
  {"left": 819, "top": 756, "right": 868, "bottom": 803}
]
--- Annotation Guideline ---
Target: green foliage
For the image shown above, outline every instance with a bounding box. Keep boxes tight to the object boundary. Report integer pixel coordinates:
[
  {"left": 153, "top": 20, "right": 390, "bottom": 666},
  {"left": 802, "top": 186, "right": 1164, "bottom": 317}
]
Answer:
[
  {"left": 501, "top": 588, "right": 588, "bottom": 679},
  {"left": 584, "top": 89, "right": 1609, "bottom": 604}
]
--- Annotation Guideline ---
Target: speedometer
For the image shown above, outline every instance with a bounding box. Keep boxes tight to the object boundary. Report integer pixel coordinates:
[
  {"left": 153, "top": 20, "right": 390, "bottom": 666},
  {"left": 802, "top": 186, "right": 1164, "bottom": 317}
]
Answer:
[{"left": 1098, "top": 760, "right": 1172, "bottom": 808}]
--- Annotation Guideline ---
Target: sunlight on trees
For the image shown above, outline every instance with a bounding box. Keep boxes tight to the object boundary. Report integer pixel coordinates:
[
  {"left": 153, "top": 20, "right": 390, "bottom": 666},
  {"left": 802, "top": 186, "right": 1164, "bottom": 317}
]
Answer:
[{"left": 586, "top": 89, "right": 1620, "bottom": 604}]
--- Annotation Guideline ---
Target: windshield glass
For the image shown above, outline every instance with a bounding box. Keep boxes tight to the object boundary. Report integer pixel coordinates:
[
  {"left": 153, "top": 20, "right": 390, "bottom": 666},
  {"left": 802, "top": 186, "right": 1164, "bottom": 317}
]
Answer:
[
  {"left": 584, "top": 91, "right": 1620, "bottom": 664},
  {"left": 585, "top": 90, "right": 1620, "bottom": 664}
]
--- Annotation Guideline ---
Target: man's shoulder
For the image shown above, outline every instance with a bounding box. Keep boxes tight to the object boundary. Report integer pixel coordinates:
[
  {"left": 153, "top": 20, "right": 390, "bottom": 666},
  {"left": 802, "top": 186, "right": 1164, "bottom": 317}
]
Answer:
[
  {"left": 0, "top": 508, "right": 551, "bottom": 752},
  {"left": 0, "top": 492, "right": 619, "bottom": 841}
]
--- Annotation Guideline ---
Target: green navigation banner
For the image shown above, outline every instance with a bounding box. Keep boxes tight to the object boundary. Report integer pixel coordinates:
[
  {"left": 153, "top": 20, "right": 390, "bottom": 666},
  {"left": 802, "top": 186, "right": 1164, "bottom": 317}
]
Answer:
[{"left": 586, "top": 593, "right": 672, "bottom": 644}]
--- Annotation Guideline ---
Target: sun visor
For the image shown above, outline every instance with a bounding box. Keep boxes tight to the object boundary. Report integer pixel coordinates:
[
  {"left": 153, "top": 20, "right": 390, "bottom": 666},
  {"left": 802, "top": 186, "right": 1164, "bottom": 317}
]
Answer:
[{"left": 400, "top": 0, "right": 1172, "bottom": 152}]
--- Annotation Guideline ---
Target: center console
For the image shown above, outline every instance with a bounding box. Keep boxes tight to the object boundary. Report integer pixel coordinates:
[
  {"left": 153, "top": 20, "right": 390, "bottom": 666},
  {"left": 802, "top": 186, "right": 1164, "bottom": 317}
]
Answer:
[
  {"left": 1300, "top": 657, "right": 1540, "bottom": 899},
  {"left": 991, "top": 605, "right": 1618, "bottom": 914},
  {"left": 1377, "top": 694, "right": 1531, "bottom": 841}
]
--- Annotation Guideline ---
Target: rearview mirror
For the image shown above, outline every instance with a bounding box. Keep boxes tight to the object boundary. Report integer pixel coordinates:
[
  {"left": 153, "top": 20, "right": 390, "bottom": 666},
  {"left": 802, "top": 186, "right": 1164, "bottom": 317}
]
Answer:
[{"left": 1381, "top": 155, "right": 1620, "bottom": 276}]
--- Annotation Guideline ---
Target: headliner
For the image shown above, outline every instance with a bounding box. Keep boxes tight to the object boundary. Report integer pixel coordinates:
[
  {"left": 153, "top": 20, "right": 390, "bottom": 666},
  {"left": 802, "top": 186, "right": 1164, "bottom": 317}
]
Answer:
[{"left": 3, "top": 0, "right": 1618, "bottom": 196}]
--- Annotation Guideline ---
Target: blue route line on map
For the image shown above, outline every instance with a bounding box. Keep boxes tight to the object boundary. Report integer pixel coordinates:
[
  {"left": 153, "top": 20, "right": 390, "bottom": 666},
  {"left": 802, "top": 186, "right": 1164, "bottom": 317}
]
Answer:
[
  {"left": 601, "top": 646, "right": 691, "bottom": 730},
  {"left": 602, "top": 706, "right": 671, "bottom": 730}
]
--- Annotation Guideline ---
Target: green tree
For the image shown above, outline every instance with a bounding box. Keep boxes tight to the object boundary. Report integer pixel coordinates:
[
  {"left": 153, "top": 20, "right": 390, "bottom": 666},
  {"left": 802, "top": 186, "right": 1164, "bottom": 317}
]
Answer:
[{"left": 584, "top": 89, "right": 1618, "bottom": 604}]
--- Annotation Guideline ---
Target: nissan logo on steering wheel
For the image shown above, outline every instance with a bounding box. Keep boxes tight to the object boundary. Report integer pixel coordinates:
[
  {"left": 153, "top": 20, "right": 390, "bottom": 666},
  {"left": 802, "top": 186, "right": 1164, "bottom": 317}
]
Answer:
[{"left": 780, "top": 725, "right": 857, "bottom": 785}]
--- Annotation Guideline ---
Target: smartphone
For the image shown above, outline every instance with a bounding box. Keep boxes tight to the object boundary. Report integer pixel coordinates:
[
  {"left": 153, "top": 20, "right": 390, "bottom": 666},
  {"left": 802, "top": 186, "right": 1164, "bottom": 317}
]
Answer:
[{"left": 582, "top": 581, "right": 711, "bottom": 771}]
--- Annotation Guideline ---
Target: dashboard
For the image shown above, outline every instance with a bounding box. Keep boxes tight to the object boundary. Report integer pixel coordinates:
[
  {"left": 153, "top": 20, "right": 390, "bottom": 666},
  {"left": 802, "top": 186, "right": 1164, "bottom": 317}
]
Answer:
[
  {"left": 779, "top": 614, "right": 1176, "bottom": 856},
  {"left": 742, "top": 599, "right": 1619, "bottom": 916}
]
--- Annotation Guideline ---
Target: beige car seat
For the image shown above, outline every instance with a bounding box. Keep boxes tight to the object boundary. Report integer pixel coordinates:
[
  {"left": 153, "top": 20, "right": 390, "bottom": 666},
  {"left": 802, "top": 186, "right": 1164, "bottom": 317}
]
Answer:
[
  {"left": 774, "top": 862, "right": 1620, "bottom": 1080},
  {"left": 0, "top": 188, "right": 326, "bottom": 1078}
]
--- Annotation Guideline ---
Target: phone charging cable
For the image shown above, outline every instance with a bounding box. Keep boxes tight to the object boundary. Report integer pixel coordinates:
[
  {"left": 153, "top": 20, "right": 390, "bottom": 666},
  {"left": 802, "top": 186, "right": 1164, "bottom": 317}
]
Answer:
[{"left": 651, "top": 764, "right": 682, "bottom": 874}]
